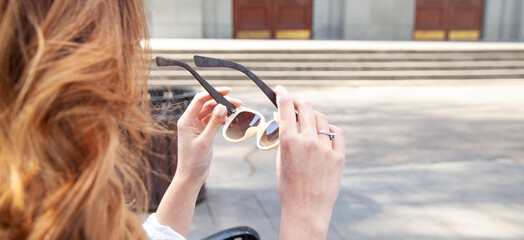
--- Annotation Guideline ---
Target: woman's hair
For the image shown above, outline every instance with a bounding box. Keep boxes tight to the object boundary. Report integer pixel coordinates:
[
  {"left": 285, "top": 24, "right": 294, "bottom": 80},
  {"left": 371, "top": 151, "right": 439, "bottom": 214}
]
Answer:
[{"left": 0, "top": 0, "right": 154, "bottom": 239}]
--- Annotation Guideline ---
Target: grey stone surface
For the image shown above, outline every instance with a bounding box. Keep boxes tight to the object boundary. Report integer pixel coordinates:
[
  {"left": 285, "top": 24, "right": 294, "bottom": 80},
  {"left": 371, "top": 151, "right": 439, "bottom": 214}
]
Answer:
[
  {"left": 147, "top": 0, "right": 204, "bottom": 38},
  {"left": 146, "top": 0, "right": 232, "bottom": 39},
  {"left": 185, "top": 84, "right": 524, "bottom": 239},
  {"left": 344, "top": 0, "right": 415, "bottom": 40},
  {"left": 203, "top": 0, "right": 233, "bottom": 39},
  {"left": 483, "top": 0, "right": 524, "bottom": 42},
  {"left": 313, "top": 0, "right": 345, "bottom": 40}
]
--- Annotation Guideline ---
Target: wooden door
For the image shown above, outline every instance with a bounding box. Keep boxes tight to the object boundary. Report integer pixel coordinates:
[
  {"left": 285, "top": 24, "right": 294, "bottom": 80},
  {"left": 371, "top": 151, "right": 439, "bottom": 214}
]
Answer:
[
  {"left": 414, "top": 0, "right": 448, "bottom": 40},
  {"left": 447, "top": 0, "right": 484, "bottom": 40},
  {"left": 234, "top": 0, "right": 312, "bottom": 39},
  {"left": 414, "top": 0, "right": 484, "bottom": 40},
  {"left": 273, "top": 0, "right": 312, "bottom": 39},
  {"left": 234, "top": 0, "right": 272, "bottom": 39}
]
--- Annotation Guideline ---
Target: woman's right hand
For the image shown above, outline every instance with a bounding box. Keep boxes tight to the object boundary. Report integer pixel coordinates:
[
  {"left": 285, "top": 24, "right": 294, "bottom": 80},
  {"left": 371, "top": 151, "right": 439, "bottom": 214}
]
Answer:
[
  {"left": 156, "top": 87, "right": 241, "bottom": 237},
  {"left": 274, "top": 86, "right": 345, "bottom": 239}
]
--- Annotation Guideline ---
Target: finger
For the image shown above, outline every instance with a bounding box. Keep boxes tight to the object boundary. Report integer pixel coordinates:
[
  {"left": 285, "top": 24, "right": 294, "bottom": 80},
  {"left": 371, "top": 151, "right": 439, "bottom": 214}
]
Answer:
[
  {"left": 228, "top": 96, "right": 243, "bottom": 108},
  {"left": 184, "top": 87, "right": 231, "bottom": 119},
  {"left": 202, "top": 115, "right": 211, "bottom": 125},
  {"left": 200, "top": 100, "right": 240, "bottom": 124},
  {"left": 274, "top": 86, "right": 298, "bottom": 135},
  {"left": 202, "top": 113, "right": 234, "bottom": 125},
  {"left": 200, "top": 104, "right": 228, "bottom": 142},
  {"left": 330, "top": 124, "right": 345, "bottom": 154},
  {"left": 201, "top": 112, "right": 229, "bottom": 125},
  {"left": 315, "top": 111, "right": 331, "bottom": 144},
  {"left": 198, "top": 100, "right": 218, "bottom": 120},
  {"left": 294, "top": 98, "right": 316, "bottom": 135},
  {"left": 198, "top": 97, "right": 242, "bottom": 121}
]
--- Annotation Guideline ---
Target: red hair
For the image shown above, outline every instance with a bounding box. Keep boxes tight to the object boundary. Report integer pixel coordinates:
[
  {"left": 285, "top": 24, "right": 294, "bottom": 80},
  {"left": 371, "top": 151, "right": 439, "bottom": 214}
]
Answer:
[{"left": 0, "top": 0, "right": 155, "bottom": 239}]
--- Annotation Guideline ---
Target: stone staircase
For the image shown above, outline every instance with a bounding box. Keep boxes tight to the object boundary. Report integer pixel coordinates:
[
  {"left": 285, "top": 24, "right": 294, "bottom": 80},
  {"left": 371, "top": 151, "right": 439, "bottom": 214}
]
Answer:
[{"left": 148, "top": 39, "right": 524, "bottom": 87}]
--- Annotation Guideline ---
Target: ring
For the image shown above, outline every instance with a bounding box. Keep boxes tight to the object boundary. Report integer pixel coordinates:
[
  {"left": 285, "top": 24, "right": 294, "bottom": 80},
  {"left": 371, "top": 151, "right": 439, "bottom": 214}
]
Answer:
[{"left": 318, "top": 130, "right": 336, "bottom": 140}]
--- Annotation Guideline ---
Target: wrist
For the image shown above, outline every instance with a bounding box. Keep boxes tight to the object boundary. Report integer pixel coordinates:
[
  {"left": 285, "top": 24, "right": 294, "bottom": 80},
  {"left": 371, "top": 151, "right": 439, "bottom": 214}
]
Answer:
[
  {"left": 171, "top": 171, "right": 205, "bottom": 191},
  {"left": 155, "top": 173, "right": 203, "bottom": 236},
  {"left": 176, "top": 152, "right": 211, "bottom": 186}
]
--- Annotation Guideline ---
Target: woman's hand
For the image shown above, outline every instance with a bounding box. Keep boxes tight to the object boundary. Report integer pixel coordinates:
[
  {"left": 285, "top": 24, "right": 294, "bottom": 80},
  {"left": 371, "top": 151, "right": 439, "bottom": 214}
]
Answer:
[
  {"left": 175, "top": 87, "right": 242, "bottom": 184},
  {"left": 274, "top": 86, "right": 345, "bottom": 239},
  {"left": 156, "top": 87, "right": 241, "bottom": 237}
]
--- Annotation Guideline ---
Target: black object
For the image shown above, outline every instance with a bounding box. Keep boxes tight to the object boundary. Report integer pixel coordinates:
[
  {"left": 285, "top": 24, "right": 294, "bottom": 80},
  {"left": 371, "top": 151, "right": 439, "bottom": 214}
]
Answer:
[
  {"left": 202, "top": 226, "right": 260, "bottom": 240},
  {"left": 145, "top": 87, "right": 206, "bottom": 211}
]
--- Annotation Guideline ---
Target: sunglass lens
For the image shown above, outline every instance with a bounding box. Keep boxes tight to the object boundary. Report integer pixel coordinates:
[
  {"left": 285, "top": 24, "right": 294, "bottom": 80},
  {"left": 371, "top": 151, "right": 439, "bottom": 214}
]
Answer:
[
  {"left": 225, "top": 112, "right": 261, "bottom": 140},
  {"left": 259, "top": 121, "right": 279, "bottom": 147}
]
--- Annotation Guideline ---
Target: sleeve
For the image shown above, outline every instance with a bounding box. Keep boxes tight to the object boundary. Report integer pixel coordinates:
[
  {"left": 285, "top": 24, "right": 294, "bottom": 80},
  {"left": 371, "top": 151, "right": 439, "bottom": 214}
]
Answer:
[{"left": 142, "top": 213, "right": 186, "bottom": 240}]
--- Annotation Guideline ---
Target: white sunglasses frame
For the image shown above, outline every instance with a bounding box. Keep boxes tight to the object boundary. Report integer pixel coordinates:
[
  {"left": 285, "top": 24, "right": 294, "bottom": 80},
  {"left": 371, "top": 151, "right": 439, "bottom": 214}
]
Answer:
[{"left": 222, "top": 106, "right": 280, "bottom": 150}]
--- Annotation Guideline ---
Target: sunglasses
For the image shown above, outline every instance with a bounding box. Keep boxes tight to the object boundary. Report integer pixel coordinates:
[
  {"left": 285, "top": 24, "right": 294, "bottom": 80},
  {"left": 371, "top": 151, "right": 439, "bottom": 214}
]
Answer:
[{"left": 155, "top": 55, "right": 280, "bottom": 150}]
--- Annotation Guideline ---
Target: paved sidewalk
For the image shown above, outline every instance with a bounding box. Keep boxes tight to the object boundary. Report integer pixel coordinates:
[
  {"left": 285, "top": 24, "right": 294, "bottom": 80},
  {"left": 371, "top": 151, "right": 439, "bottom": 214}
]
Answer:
[{"left": 187, "top": 84, "right": 524, "bottom": 240}]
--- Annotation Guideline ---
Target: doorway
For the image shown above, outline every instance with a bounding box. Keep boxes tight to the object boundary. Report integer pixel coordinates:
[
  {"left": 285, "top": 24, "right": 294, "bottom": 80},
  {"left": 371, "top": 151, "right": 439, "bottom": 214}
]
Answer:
[
  {"left": 233, "top": 0, "right": 313, "bottom": 39},
  {"left": 414, "top": 0, "right": 484, "bottom": 40}
]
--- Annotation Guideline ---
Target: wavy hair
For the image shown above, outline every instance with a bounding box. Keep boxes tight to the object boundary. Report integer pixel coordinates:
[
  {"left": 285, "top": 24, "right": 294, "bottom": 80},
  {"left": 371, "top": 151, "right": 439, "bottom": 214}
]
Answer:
[{"left": 0, "top": 0, "right": 154, "bottom": 239}]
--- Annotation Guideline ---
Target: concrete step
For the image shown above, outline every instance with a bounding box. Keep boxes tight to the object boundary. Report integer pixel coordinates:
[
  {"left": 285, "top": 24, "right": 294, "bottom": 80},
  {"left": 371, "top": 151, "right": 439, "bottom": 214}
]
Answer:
[
  {"left": 149, "top": 39, "right": 524, "bottom": 51},
  {"left": 151, "top": 69, "right": 524, "bottom": 79},
  {"left": 148, "top": 79, "right": 524, "bottom": 87},
  {"left": 148, "top": 39, "right": 524, "bottom": 86},
  {"left": 152, "top": 60, "right": 524, "bottom": 68},
  {"left": 155, "top": 52, "right": 524, "bottom": 62}
]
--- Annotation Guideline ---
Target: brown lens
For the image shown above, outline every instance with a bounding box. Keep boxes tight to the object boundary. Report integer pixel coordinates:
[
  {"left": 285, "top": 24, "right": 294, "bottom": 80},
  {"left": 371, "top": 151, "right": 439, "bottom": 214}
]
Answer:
[
  {"left": 259, "top": 121, "right": 279, "bottom": 147},
  {"left": 225, "top": 111, "right": 261, "bottom": 140}
]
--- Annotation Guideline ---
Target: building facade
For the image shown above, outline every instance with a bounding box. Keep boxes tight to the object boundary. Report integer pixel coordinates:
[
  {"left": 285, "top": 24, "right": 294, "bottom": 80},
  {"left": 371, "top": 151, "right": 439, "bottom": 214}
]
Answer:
[{"left": 147, "top": 0, "right": 524, "bottom": 41}]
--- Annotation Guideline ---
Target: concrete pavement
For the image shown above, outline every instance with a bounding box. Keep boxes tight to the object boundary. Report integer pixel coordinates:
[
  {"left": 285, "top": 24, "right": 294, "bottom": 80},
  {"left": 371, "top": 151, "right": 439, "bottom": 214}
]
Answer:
[{"left": 186, "top": 84, "right": 524, "bottom": 239}]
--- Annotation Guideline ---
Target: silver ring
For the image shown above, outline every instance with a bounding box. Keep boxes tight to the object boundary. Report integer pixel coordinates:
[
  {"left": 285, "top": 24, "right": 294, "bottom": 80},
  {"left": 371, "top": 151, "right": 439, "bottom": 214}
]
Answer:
[{"left": 318, "top": 130, "right": 336, "bottom": 140}]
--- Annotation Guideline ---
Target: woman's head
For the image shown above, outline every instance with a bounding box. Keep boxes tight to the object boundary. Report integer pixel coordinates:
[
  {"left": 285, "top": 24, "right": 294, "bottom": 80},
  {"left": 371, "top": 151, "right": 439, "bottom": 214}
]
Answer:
[{"left": 0, "top": 0, "right": 152, "bottom": 239}]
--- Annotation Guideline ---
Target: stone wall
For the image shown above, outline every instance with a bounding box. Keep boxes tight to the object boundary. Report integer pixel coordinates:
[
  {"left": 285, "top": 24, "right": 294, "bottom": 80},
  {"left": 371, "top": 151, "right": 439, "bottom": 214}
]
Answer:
[
  {"left": 483, "top": 0, "right": 524, "bottom": 41},
  {"left": 313, "top": 0, "right": 345, "bottom": 39},
  {"left": 146, "top": 0, "right": 233, "bottom": 38},
  {"left": 202, "top": 0, "right": 233, "bottom": 38},
  {"left": 147, "top": 0, "right": 204, "bottom": 38},
  {"left": 146, "top": 0, "right": 523, "bottom": 41},
  {"left": 343, "top": 0, "right": 415, "bottom": 40}
]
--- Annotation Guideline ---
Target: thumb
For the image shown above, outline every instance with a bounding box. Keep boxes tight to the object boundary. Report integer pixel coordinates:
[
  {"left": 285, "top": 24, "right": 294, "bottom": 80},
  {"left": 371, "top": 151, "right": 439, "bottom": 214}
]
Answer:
[{"left": 201, "top": 104, "right": 227, "bottom": 140}]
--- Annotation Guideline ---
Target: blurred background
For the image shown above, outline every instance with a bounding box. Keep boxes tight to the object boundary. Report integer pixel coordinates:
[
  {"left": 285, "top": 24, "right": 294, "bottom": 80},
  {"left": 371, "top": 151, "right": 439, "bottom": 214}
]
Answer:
[
  {"left": 146, "top": 0, "right": 523, "bottom": 41},
  {"left": 144, "top": 0, "right": 524, "bottom": 239}
]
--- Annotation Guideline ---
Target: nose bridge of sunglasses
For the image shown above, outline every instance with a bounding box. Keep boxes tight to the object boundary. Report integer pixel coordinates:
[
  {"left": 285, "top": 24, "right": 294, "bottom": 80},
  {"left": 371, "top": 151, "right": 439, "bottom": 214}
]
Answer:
[{"left": 256, "top": 117, "right": 278, "bottom": 137}]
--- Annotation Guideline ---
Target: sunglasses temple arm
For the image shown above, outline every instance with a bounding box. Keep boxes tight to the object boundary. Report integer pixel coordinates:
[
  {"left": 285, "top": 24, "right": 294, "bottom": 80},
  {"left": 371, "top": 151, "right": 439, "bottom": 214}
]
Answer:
[
  {"left": 194, "top": 55, "right": 278, "bottom": 109},
  {"left": 155, "top": 56, "right": 236, "bottom": 115}
]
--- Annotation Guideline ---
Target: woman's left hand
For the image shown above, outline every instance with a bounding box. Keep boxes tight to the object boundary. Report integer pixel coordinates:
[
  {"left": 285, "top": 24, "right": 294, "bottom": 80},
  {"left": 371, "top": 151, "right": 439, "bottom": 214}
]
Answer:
[
  {"left": 156, "top": 87, "right": 241, "bottom": 237},
  {"left": 175, "top": 87, "right": 242, "bottom": 185}
]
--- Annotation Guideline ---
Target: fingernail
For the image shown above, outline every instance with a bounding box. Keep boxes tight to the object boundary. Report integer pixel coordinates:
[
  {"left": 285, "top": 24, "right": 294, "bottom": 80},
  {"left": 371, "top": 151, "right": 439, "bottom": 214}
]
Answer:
[
  {"left": 274, "top": 85, "right": 284, "bottom": 93},
  {"left": 215, "top": 104, "right": 226, "bottom": 117}
]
